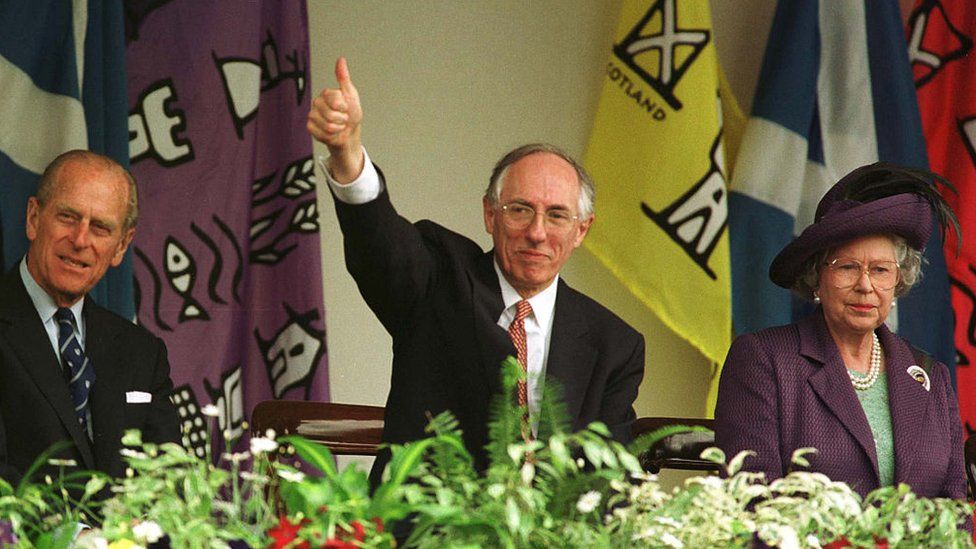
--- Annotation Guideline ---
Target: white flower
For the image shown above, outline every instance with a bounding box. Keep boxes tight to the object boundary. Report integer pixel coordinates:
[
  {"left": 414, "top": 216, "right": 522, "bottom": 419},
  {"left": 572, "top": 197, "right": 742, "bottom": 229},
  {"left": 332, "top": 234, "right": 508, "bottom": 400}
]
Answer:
[
  {"left": 576, "top": 490, "right": 601, "bottom": 513},
  {"left": 278, "top": 469, "right": 306, "bottom": 483},
  {"left": 774, "top": 525, "right": 799, "bottom": 549},
  {"left": 487, "top": 484, "right": 504, "bottom": 498},
  {"left": 74, "top": 533, "right": 109, "bottom": 549},
  {"left": 654, "top": 516, "right": 682, "bottom": 528},
  {"left": 250, "top": 436, "right": 278, "bottom": 455},
  {"left": 221, "top": 451, "right": 250, "bottom": 463},
  {"left": 120, "top": 449, "right": 147, "bottom": 459},
  {"left": 661, "top": 532, "right": 683, "bottom": 548},
  {"left": 132, "top": 520, "right": 164, "bottom": 544},
  {"left": 47, "top": 458, "right": 77, "bottom": 467},
  {"left": 201, "top": 404, "right": 220, "bottom": 417},
  {"left": 805, "top": 534, "right": 821, "bottom": 548},
  {"left": 520, "top": 462, "right": 535, "bottom": 484}
]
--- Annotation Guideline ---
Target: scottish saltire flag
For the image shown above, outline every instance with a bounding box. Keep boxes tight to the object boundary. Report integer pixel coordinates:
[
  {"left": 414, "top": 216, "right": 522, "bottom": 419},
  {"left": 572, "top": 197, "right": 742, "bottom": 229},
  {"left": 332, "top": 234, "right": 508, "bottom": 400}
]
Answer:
[
  {"left": 909, "top": 0, "right": 976, "bottom": 429},
  {"left": 583, "top": 0, "right": 733, "bottom": 404},
  {"left": 125, "top": 1, "right": 327, "bottom": 457},
  {"left": 0, "top": 1, "right": 134, "bottom": 317},
  {"left": 729, "top": 0, "right": 955, "bottom": 371}
]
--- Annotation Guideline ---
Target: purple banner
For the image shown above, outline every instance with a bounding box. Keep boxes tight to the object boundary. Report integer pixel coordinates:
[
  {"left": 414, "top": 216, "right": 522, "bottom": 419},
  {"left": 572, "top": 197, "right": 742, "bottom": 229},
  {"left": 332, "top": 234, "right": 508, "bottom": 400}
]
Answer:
[{"left": 125, "top": 1, "right": 327, "bottom": 458}]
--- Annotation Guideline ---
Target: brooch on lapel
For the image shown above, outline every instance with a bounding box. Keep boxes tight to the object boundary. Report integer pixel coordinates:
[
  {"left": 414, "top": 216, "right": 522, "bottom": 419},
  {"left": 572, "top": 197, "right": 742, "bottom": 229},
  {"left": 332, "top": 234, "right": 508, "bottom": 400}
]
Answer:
[{"left": 906, "top": 365, "right": 931, "bottom": 392}]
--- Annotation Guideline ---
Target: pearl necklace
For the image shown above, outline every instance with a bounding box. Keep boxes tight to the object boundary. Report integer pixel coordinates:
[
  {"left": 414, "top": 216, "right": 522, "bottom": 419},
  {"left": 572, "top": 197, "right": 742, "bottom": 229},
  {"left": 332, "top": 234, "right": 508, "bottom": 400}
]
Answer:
[{"left": 849, "top": 332, "right": 881, "bottom": 391}]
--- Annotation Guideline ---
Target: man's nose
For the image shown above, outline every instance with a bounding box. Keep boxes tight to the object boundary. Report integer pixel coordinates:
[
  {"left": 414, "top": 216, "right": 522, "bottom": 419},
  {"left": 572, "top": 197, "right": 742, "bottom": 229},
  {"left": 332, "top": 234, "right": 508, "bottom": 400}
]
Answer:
[
  {"left": 70, "top": 223, "right": 92, "bottom": 247},
  {"left": 525, "top": 212, "right": 548, "bottom": 241}
]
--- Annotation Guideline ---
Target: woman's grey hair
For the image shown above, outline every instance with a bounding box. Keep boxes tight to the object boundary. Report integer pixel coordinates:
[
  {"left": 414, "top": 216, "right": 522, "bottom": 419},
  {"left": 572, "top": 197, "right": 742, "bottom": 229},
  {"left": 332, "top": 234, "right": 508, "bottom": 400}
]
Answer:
[
  {"left": 792, "top": 234, "right": 924, "bottom": 300},
  {"left": 485, "top": 143, "right": 595, "bottom": 218}
]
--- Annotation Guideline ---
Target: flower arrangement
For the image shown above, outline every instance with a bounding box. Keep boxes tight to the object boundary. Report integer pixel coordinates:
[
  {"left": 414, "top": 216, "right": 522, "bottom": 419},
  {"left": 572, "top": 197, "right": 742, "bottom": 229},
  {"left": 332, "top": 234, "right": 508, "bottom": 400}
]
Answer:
[{"left": 0, "top": 358, "right": 971, "bottom": 548}]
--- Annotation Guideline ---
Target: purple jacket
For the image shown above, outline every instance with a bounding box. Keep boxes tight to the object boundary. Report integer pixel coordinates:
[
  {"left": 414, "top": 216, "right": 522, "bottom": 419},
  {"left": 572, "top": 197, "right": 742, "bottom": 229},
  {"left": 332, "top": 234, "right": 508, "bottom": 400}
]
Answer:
[{"left": 715, "top": 309, "right": 965, "bottom": 501}]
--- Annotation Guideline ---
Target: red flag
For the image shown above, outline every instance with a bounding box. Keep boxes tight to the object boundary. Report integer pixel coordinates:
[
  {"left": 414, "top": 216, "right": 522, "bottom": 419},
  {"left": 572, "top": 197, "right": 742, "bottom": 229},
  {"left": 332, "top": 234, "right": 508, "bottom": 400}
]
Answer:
[{"left": 909, "top": 0, "right": 976, "bottom": 431}]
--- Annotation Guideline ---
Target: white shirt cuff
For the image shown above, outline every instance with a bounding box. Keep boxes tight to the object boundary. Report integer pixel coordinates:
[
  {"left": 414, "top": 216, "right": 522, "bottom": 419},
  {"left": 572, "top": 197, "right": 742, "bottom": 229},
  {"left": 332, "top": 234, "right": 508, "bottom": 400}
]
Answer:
[{"left": 318, "top": 147, "right": 383, "bottom": 204}]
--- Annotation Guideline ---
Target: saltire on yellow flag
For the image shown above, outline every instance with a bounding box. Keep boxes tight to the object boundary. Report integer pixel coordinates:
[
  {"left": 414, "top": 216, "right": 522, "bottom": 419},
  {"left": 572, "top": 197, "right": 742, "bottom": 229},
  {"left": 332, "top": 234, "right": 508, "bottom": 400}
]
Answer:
[{"left": 583, "top": 0, "right": 734, "bottom": 410}]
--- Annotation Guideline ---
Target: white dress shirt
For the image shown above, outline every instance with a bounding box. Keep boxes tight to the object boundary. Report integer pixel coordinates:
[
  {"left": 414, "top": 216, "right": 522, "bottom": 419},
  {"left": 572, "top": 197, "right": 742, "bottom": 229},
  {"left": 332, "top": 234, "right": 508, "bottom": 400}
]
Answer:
[
  {"left": 20, "top": 257, "right": 87, "bottom": 359},
  {"left": 493, "top": 262, "right": 557, "bottom": 435},
  {"left": 20, "top": 256, "right": 91, "bottom": 438}
]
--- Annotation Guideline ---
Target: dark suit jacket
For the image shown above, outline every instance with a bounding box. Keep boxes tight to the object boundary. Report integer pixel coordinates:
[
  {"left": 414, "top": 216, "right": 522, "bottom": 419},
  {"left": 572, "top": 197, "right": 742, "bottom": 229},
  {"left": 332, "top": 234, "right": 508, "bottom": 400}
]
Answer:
[
  {"left": 0, "top": 268, "right": 181, "bottom": 483},
  {"left": 332, "top": 182, "right": 645, "bottom": 486},
  {"left": 715, "top": 309, "right": 965, "bottom": 500}
]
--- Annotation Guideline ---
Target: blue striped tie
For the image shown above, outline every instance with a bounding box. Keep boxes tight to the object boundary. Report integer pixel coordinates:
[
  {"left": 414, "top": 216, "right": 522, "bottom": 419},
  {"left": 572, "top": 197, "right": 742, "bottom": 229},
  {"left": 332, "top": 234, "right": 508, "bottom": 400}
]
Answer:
[{"left": 55, "top": 308, "right": 95, "bottom": 431}]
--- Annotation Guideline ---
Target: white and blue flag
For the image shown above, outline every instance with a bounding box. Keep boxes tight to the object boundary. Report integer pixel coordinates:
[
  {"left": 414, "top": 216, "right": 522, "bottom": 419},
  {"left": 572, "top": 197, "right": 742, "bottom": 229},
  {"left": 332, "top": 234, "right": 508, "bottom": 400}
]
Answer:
[
  {"left": 0, "top": 1, "right": 133, "bottom": 317},
  {"left": 729, "top": 0, "right": 955, "bottom": 373}
]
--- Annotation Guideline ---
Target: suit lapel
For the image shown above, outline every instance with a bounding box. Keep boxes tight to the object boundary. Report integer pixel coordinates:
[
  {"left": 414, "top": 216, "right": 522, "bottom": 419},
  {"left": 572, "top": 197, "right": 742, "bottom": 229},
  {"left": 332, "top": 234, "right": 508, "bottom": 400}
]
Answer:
[
  {"left": 84, "top": 301, "right": 126, "bottom": 468},
  {"left": 544, "top": 280, "right": 595, "bottom": 426},
  {"left": 878, "top": 325, "right": 928, "bottom": 483},
  {"left": 802, "top": 311, "right": 879, "bottom": 479},
  {"left": 0, "top": 271, "right": 95, "bottom": 468},
  {"left": 471, "top": 252, "right": 513, "bottom": 397}
]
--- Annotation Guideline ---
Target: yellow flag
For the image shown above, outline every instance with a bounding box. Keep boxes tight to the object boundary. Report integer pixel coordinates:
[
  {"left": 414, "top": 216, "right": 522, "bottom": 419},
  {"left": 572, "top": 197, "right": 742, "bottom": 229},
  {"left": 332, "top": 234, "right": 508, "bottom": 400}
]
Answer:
[{"left": 583, "top": 0, "right": 732, "bottom": 408}]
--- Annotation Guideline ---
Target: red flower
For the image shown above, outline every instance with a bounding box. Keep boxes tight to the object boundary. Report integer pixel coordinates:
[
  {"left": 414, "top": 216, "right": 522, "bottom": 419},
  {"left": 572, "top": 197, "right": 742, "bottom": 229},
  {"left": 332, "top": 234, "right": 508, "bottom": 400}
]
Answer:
[
  {"left": 320, "top": 519, "right": 373, "bottom": 548},
  {"left": 347, "top": 521, "right": 366, "bottom": 542},
  {"left": 268, "top": 515, "right": 310, "bottom": 549},
  {"left": 321, "top": 540, "right": 356, "bottom": 549},
  {"left": 874, "top": 537, "right": 889, "bottom": 549},
  {"left": 823, "top": 538, "right": 851, "bottom": 549}
]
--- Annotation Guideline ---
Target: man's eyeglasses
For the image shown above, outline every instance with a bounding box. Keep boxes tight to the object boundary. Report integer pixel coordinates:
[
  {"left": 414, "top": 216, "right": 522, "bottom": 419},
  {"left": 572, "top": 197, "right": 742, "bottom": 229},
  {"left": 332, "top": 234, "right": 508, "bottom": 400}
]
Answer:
[
  {"left": 498, "top": 203, "right": 580, "bottom": 231},
  {"left": 823, "top": 258, "right": 900, "bottom": 291}
]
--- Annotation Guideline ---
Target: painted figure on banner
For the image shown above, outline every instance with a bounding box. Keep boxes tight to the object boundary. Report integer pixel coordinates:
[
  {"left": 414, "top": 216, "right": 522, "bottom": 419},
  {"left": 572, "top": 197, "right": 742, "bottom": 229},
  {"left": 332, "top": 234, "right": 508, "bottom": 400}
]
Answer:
[{"left": 124, "top": 1, "right": 326, "bottom": 460}]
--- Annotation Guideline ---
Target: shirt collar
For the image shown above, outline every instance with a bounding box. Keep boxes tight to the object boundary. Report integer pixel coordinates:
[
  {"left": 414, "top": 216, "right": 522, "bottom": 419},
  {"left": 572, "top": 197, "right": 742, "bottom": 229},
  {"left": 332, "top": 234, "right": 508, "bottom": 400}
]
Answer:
[
  {"left": 492, "top": 259, "right": 558, "bottom": 328},
  {"left": 20, "top": 256, "right": 85, "bottom": 325}
]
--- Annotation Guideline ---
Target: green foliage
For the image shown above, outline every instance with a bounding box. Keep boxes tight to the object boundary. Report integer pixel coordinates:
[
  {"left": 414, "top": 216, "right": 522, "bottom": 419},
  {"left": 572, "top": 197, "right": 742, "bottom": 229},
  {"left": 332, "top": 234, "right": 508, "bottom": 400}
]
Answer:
[
  {"left": 98, "top": 429, "right": 275, "bottom": 548},
  {"left": 0, "top": 363, "right": 971, "bottom": 548},
  {"left": 0, "top": 441, "right": 105, "bottom": 548}
]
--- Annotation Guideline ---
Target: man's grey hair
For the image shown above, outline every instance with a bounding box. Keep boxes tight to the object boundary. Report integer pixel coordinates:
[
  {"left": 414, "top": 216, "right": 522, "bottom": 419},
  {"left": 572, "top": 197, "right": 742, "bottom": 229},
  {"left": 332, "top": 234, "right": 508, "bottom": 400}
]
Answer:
[
  {"left": 485, "top": 143, "right": 595, "bottom": 218},
  {"left": 793, "top": 234, "right": 924, "bottom": 300},
  {"left": 37, "top": 150, "right": 139, "bottom": 230}
]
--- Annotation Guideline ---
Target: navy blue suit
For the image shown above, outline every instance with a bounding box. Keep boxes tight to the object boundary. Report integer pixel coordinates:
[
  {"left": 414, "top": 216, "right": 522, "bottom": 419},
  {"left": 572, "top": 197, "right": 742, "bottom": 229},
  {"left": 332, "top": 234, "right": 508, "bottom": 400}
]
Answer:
[
  {"left": 0, "top": 269, "right": 180, "bottom": 483},
  {"left": 332, "top": 179, "right": 645, "bottom": 486}
]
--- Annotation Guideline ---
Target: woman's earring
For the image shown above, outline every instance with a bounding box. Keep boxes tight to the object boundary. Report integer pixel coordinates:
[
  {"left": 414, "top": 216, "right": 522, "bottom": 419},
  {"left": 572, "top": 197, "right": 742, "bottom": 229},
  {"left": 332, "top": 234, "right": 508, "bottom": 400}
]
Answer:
[
  {"left": 891, "top": 299, "right": 896, "bottom": 308},
  {"left": 813, "top": 292, "right": 821, "bottom": 304}
]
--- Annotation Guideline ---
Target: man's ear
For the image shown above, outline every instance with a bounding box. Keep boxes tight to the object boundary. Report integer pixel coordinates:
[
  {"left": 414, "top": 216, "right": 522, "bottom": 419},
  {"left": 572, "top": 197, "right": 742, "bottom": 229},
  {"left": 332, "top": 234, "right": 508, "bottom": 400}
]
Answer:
[
  {"left": 111, "top": 227, "right": 136, "bottom": 267},
  {"left": 483, "top": 196, "right": 495, "bottom": 234},
  {"left": 25, "top": 197, "right": 40, "bottom": 241},
  {"left": 572, "top": 215, "right": 594, "bottom": 248}
]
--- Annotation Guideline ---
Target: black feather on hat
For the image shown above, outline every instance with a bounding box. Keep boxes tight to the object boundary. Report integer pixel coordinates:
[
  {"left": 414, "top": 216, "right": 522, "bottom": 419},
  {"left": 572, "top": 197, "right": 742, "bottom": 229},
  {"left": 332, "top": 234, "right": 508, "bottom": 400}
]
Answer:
[{"left": 768, "top": 162, "right": 960, "bottom": 290}]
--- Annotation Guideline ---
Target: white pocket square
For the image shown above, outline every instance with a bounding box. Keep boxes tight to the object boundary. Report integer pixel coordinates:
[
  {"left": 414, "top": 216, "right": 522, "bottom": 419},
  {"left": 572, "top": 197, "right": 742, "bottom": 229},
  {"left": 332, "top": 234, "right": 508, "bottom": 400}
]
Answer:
[{"left": 126, "top": 391, "right": 152, "bottom": 404}]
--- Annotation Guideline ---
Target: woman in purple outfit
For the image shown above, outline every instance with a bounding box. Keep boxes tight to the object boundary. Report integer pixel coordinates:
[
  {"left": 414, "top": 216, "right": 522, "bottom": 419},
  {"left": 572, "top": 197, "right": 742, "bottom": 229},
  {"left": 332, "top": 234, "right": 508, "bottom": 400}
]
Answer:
[{"left": 715, "top": 163, "right": 965, "bottom": 502}]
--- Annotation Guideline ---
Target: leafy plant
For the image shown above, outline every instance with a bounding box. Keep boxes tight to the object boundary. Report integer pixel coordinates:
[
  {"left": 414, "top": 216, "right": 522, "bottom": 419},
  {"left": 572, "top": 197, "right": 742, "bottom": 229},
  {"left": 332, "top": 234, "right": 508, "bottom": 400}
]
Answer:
[{"left": 0, "top": 359, "right": 970, "bottom": 548}]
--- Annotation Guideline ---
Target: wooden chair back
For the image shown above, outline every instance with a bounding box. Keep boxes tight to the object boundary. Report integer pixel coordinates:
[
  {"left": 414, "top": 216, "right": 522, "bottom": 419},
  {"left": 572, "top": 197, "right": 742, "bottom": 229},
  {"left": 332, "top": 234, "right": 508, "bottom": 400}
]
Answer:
[
  {"left": 250, "top": 400, "right": 385, "bottom": 456},
  {"left": 631, "top": 417, "right": 717, "bottom": 473}
]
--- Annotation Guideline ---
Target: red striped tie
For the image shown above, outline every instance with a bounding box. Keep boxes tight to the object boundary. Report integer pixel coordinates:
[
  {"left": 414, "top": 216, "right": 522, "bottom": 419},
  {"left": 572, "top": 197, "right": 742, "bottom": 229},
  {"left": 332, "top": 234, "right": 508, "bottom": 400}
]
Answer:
[{"left": 508, "top": 300, "right": 533, "bottom": 437}]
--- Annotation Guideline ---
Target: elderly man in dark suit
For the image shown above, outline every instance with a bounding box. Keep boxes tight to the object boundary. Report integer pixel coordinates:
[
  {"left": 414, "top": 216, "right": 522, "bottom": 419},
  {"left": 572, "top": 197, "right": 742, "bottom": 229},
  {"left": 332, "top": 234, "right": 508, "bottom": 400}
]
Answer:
[
  {"left": 716, "top": 163, "right": 965, "bottom": 503},
  {"left": 0, "top": 150, "right": 180, "bottom": 483},
  {"left": 308, "top": 58, "right": 645, "bottom": 487}
]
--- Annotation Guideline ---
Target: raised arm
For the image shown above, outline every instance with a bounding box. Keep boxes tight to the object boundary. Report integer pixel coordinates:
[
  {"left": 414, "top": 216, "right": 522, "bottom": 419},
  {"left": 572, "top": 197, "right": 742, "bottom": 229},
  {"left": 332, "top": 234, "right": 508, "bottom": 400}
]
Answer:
[{"left": 307, "top": 57, "right": 364, "bottom": 183}]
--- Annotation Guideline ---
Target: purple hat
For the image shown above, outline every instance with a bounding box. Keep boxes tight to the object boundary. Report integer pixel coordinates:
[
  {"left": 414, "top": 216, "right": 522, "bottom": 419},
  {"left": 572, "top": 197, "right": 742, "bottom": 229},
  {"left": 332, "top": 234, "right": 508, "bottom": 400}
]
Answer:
[{"left": 768, "top": 162, "right": 957, "bottom": 289}]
